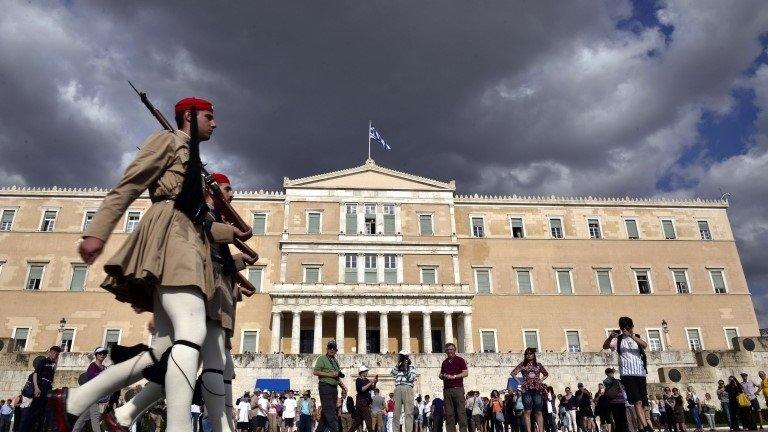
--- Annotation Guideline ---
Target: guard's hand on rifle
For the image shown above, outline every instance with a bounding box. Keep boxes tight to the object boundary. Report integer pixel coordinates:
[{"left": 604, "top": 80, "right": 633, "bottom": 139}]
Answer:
[
  {"left": 239, "top": 283, "right": 256, "bottom": 298},
  {"left": 234, "top": 226, "right": 253, "bottom": 241},
  {"left": 79, "top": 236, "right": 105, "bottom": 264},
  {"left": 242, "top": 253, "right": 259, "bottom": 265}
]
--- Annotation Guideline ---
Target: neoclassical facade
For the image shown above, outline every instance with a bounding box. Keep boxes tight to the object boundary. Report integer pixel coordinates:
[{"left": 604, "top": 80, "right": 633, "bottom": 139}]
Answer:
[{"left": 0, "top": 159, "right": 760, "bottom": 357}]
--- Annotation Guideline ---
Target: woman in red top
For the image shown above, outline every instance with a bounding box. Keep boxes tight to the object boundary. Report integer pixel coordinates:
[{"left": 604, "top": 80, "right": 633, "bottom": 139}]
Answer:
[{"left": 511, "top": 348, "right": 549, "bottom": 432}]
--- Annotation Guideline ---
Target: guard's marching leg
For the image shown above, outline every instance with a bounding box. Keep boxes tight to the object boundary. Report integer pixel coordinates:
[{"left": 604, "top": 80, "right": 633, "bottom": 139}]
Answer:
[{"left": 201, "top": 321, "right": 232, "bottom": 432}]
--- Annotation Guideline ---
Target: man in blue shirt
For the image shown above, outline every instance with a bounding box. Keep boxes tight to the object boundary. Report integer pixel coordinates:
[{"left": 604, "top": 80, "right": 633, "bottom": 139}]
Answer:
[
  {"left": 431, "top": 397, "right": 444, "bottom": 432},
  {"left": 299, "top": 391, "right": 314, "bottom": 432}
]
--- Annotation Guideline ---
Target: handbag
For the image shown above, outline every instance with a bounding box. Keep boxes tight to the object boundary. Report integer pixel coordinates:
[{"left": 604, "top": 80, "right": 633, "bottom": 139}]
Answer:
[
  {"left": 21, "top": 373, "right": 35, "bottom": 398},
  {"left": 736, "top": 393, "right": 750, "bottom": 408}
]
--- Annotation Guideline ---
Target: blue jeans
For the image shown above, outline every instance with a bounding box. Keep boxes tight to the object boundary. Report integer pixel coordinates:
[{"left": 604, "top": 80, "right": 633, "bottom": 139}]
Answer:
[
  {"left": 191, "top": 412, "right": 201, "bottom": 432},
  {"left": 690, "top": 406, "right": 702, "bottom": 430}
]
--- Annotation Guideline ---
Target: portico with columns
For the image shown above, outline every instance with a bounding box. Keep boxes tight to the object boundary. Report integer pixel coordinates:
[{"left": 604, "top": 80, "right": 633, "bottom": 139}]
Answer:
[{"left": 269, "top": 284, "right": 474, "bottom": 355}]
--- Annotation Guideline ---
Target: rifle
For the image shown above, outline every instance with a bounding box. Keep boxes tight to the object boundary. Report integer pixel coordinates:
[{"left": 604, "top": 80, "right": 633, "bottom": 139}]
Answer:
[{"left": 128, "top": 81, "right": 258, "bottom": 294}]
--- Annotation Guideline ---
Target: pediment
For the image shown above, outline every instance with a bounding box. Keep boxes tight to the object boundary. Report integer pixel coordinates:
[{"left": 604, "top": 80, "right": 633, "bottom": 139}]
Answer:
[{"left": 284, "top": 159, "right": 455, "bottom": 191}]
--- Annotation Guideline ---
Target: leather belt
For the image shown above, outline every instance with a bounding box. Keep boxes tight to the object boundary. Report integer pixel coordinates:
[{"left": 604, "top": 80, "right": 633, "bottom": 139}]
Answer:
[{"left": 151, "top": 194, "right": 177, "bottom": 203}]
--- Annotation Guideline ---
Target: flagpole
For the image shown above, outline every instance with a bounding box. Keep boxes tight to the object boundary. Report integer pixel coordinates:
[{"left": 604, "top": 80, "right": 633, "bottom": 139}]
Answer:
[{"left": 368, "top": 120, "right": 372, "bottom": 160}]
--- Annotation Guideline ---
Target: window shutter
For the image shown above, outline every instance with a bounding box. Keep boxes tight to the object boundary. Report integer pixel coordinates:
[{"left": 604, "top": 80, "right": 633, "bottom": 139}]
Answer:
[
  {"left": 308, "top": 213, "right": 321, "bottom": 234},
  {"left": 14, "top": 328, "right": 29, "bottom": 340},
  {"left": 248, "top": 268, "right": 263, "bottom": 292},
  {"left": 253, "top": 214, "right": 266, "bottom": 235},
  {"left": 62, "top": 329, "right": 74, "bottom": 342},
  {"left": 625, "top": 219, "right": 639, "bottom": 239},
  {"left": 596, "top": 271, "right": 612, "bottom": 294},
  {"left": 422, "top": 268, "right": 436, "bottom": 285},
  {"left": 710, "top": 271, "right": 726, "bottom": 293},
  {"left": 70, "top": 266, "right": 87, "bottom": 291},
  {"left": 557, "top": 270, "right": 572, "bottom": 294},
  {"left": 305, "top": 267, "right": 320, "bottom": 284},
  {"left": 517, "top": 270, "right": 532, "bottom": 294},
  {"left": 346, "top": 214, "right": 357, "bottom": 234},
  {"left": 662, "top": 220, "right": 676, "bottom": 239},
  {"left": 566, "top": 331, "right": 581, "bottom": 352},
  {"left": 476, "top": 270, "right": 491, "bottom": 293},
  {"left": 481, "top": 331, "right": 496, "bottom": 353},
  {"left": 242, "top": 331, "right": 258, "bottom": 353},
  {"left": 524, "top": 331, "right": 538, "bottom": 349},
  {"left": 419, "top": 215, "right": 433, "bottom": 236}
]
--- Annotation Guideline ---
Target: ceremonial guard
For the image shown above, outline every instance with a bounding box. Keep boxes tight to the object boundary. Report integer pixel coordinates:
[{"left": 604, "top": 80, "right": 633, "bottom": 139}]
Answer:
[{"left": 48, "top": 97, "right": 250, "bottom": 432}]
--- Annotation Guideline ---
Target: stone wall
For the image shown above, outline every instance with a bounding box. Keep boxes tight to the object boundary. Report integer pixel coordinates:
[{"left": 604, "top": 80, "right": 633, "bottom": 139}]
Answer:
[{"left": 2, "top": 343, "right": 766, "bottom": 401}]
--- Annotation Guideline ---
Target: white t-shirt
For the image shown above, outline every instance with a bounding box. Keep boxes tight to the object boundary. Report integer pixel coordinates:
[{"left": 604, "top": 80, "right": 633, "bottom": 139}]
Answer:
[
  {"left": 610, "top": 335, "right": 646, "bottom": 377},
  {"left": 191, "top": 404, "right": 201, "bottom": 414},
  {"left": 238, "top": 401, "right": 251, "bottom": 422},
  {"left": 257, "top": 396, "right": 270, "bottom": 417},
  {"left": 283, "top": 398, "right": 298, "bottom": 419}
]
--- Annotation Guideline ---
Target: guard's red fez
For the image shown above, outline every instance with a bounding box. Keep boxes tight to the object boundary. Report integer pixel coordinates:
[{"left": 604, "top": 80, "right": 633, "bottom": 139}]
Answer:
[
  {"left": 174, "top": 97, "right": 214, "bottom": 113},
  {"left": 211, "top": 172, "right": 231, "bottom": 185}
]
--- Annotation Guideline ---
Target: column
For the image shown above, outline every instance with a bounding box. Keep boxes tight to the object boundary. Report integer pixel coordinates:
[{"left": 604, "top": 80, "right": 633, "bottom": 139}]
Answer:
[
  {"left": 358, "top": 312, "right": 367, "bottom": 354},
  {"left": 313, "top": 311, "right": 323, "bottom": 354},
  {"left": 462, "top": 312, "right": 474, "bottom": 353},
  {"left": 336, "top": 312, "right": 345, "bottom": 354},
  {"left": 401, "top": 312, "right": 411, "bottom": 353},
  {"left": 380, "top": 312, "right": 389, "bottom": 354},
  {"left": 444, "top": 312, "right": 454, "bottom": 346},
  {"left": 271, "top": 311, "right": 282, "bottom": 354},
  {"left": 291, "top": 311, "right": 301, "bottom": 354},
  {"left": 422, "top": 312, "right": 433, "bottom": 353}
]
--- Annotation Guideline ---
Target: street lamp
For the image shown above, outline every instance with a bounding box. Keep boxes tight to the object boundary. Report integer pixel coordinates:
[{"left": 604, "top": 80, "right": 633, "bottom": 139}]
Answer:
[
  {"left": 661, "top": 319, "right": 670, "bottom": 349},
  {"left": 58, "top": 317, "right": 67, "bottom": 333}
]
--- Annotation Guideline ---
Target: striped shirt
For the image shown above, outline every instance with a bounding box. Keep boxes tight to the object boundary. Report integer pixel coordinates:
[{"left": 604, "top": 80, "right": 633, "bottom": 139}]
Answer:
[
  {"left": 610, "top": 336, "right": 646, "bottom": 377},
  {"left": 391, "top": 365, "right": 418, "bottom": 386}
]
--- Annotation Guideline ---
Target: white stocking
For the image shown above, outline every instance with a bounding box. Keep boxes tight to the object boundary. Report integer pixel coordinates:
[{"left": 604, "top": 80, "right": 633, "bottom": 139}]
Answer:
[
  {"left": 224, "top": 349, "right": 235, "bottom": 432},
  {"left": 201, "top": 321, "right": 230, "bottom": 432},
  {"left": 158, "top": 286, "right": 207, "bottom": 432},
  {"left": 66, "top": 293, "right": 174, "bottom": 416}
]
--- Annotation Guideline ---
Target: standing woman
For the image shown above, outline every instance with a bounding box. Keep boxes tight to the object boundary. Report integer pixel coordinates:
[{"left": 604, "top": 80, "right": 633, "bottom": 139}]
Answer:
[
  {"left": 489, "top": 391, "right": 504, "bottom": 432},
  {"left": 724, "top": 376, "right": 742, "bottom": 431},
  {"left": 562, "top": 388, "right": 577, "bottom": 432},
  {"left": 671, "top": 389, "right": 685, "bottom": 432},
  {"left": 685, "top": 387, "right": 701, "bottom": 432},
  {"left": 715, "top": 380, "right": 731, "bottom": 431},
  {"left": 700, "top": 394, "right": 716, "bottom": 432},
  {"left": 510, "top": 348, "right": 549, "bottom": 432}
]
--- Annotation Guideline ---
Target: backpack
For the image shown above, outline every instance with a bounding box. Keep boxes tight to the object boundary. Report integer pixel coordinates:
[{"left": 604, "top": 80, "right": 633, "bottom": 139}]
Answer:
[
  {"left": 616, "top": 334, "right": 647, "bottom": 373},
  {"left": 603, "top": 378, "right": 623, "bottom": 402}
]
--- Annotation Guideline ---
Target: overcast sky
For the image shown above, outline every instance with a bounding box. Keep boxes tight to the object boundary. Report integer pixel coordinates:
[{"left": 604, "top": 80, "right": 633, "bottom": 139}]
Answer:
[{"left": 1, "top": 0, "right": 766, "bottom": 326}]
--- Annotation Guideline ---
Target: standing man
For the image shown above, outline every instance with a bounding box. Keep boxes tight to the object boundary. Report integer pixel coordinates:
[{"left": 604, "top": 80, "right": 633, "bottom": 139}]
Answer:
[
  {"left": 392, "top": 351, "right": 418, "bottom": 432},
  {"left": 50, "top": 97, "right": 250, "bottom": 432},
  {"left": 314, "top": 340, "right": 347, "bottom": 432},
  {"left": 371, "top": 389, "right": 386, "bottom": 432},
  {"left": 71, "top": 347, "right": 109, "bottom": 432},
  {"left": 603, "top": 317, "right": 652, "bottom": 432},
  {"left": 439, "top": 343, "right": 468, "bottom": 432},
  {"left": 19, "top": 346, "right": 61, "bottom": 432},
  {"left": 431, "top": 395, "right": 444, "bottom": 432},
  {"left": 740, "top": 372, "right": 764, "bottom": 430},
  {"left": 0, "top": 399, "right": 13, "bottom": 432},
  {"left": 283, "top": 390, "right": 299, "bottom": 432},
  {"left": 299, "top": 392, "right": 314, "bottom": 432}
]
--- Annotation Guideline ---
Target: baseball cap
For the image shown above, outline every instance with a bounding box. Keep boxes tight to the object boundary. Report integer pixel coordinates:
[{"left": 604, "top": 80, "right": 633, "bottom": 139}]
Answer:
[
  {"left": 398, "top": 350, "right": 409, "bottom": 356},
  {"left": 359, "top": 365, "right": 369, "bottom": 373},
  {"left": 327, "top": 340, "right": 338, "bottom": 350}
]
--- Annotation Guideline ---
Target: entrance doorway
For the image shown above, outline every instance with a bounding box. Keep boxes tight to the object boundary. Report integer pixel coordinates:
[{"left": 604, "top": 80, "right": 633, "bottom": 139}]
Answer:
[
  {"left": 431, "top": 329, "right": 444, "bottom": 353},
  {"left": 366, "top": 329, "right": 380, "bottom": 354}
]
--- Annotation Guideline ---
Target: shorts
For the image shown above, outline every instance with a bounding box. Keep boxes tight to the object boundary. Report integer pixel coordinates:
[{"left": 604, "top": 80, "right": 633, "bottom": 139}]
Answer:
[
  {"left": 238, "top": 422, "right": 251, "bottom": 429},
  {"left": 284, "top": 418, "right": 295, "bottom": 427},
  {"left": 620, "top": 375, "right": 648, "bottom": 405},
  {"left": 255, "top": 415, "right": 268, "bottom": 428},
  {"left": 751, "top": 398, "right": 761, "bottom": 412},
  {"left": 422, "top": 416, "right": 429, "bottom": 426},
  {"left": 522, "top": 389, "right": 544, "bottom": 412}
]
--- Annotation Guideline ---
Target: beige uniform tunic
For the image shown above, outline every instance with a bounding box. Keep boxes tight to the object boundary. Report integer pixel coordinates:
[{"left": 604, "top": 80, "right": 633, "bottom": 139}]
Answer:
[
  {"left": 205, "top": 208, "right": 246, "bottom": 337},
  {"left": 85, "top": 130, "right": 231, "bottom": 311}
]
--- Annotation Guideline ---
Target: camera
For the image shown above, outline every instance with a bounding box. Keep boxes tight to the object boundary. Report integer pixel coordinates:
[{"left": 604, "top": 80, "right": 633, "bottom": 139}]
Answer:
[
  {"left": 612, "top": 329, "right": 621, "bottom": 335},
  {"left": 337, "top": 371, "right": 345, "bottom": 379}
]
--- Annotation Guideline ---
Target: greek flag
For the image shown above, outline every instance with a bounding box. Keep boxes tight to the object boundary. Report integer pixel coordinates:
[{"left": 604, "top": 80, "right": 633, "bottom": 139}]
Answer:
[{"left": 369, "top": 124, "right": 391, "bottom": 150}]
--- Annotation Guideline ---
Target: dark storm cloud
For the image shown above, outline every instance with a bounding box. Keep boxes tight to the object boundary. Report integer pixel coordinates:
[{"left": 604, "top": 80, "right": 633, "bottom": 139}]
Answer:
[{"left": 1, "top": 0, "right": 767, "bottom": 324}]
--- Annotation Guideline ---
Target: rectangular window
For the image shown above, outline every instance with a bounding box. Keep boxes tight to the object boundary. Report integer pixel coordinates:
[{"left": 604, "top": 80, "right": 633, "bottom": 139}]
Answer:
[
  {"left": 364, "top": 204, "right": 376, "bottom": 235},
  {"left": 523, "top": 330, "right": 539, "bottom": 350},
  {"left": 596, "top": 270, "right": 613, "bottom": 294},
  {"left": 724, "top": 328, "right": 738, "bottom": 350},
  {"left": 698, "top": 220, "right": 712, "bottom": 240},
  {"left": 686, "top": 328, "right": 702, "bottom": 351},
  {"left": 556, "top": 269, "right": 573, "bottom": 294},
  {"left": 673, "top": 270, "right": 690, "bottom": 294},
  {"left": 364, "top": 254, "right": 377, "bottom": 283},
  {"left": 588, "top": 218, "right": 602, "bottom": 239},
  {"left": 661, "top": 219, "right": 676, "bottom": 239},
  {"left": 710, "top": 270, "right": 727, "bottom": 293},
  {"left": 635, "top": 270, "right": 651, "bottom": 294},
  {"left": 307, "top": 212, "right": 321, "bottom": 234},
  {"left": 647, "top": 329, "right": 663, "bottom": 352},
  {"left": 420, "top": 267, "right": 437, "bottom": 285},
  {"left": 480, "top": 330, "right": 497, "bottom": 353},
  {"left": 549, "top": 218, "right": 563, "bottom": 239},
  {"left": 383, "top": 205, "right": 396, "bottom": 235},
  {"left": 304, "top": 266, "right": 320, "bottom": 284},
  {"left": 566, "top": 330, "right": 581, "bottom": 353},
  {"left": 83, "top": 211, "right": 95, "bottom": 231},
  {"left": 125, "top": 211, "right": 141, "bottom": 233},
  {"left": 419, "top": 214, "right": 434, "bottom": 236},
  {"left": 247, "top": 267, "right": 263, "bottom": 293},
  {"left": 104, "top": 329, "right": 121, "bottom": 351},
  {"left": 344, "top": 254, "right": 358, "bottom": 284},
  {"left": 625, "top": 219, "right": 639, "bottom": 239},
  {"left": 60, "top": 328, "right": 75, "bottom": 352},
  {"left": 471, "top": 217, "right": 485, "bottom": 238},
  {"left": 475, "top": 269, "right": 491, "bottom": 293},
  {"left": 40, "top": 210, "right": 57, "bottom": 232},
  {"left": 242, "top": 330, "right": 258, "bottom": 354},
  {"left": 26, "top": 264, "right": 45, "bottom": 290},
  {"left": 384, "top": 254, "right": 397, "bottom": 283},
  {"left": 69, "top": 265, "right": 87, "bottom": 291},
  {"left": 252, "top": 213, "right": 266, "bottom": 235},
  {"left": 1, "top": 209, "right": 15, "bottom": 231},
  {"left": 345, "top": 204, "right": 357, "bottom": 234},
  {"left": 510, "top": 217, "right": 524, "bottom": 238},
  {"left": 516, "top": 269, "right": 533, "bottom": 294},
  {"left": 12, "top": 327, "right": 29, "bottom": 352}
]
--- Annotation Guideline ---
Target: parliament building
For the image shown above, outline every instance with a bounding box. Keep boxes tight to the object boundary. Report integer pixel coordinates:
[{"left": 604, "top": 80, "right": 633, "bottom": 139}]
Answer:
[{"left": 0, "top": 159, "right": 760, "bottom": 359}]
